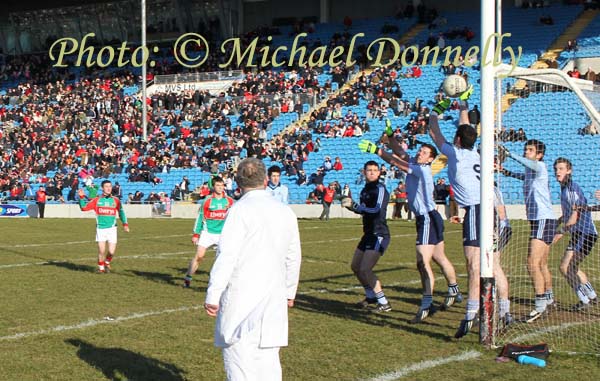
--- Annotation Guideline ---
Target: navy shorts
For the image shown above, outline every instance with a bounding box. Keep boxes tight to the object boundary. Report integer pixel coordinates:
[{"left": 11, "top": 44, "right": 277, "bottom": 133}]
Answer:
[
  {"left": 529, "top": 219, "right": 558, "bottom": 245},
  {"left": 495, "top": 226, "right": 513, "bottom": 252},
  {"left": 567, "top": 232, "right": 598, "bottom": 256},
  {"left": 357, "top": 234, "right": 390, "bottom": 255},
  {"left": 462, "top": 205, "right": 480, "bottom": 247},
  {"left": 415, "top": 210, "right": 444, "bottom": 246}
]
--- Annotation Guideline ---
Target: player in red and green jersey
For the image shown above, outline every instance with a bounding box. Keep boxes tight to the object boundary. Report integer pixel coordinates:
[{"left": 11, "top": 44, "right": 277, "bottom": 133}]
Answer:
[
  {"left": 183, "top": 177, "right": 234, "bottom": 288},
  {"left": 78, "top": 180, "right": 129, "bottom": 273}
]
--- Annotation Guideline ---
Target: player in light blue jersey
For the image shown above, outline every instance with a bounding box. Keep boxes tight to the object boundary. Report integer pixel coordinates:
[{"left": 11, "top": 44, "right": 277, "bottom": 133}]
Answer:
[
  {"left": 359, "top": 130, "right": 462, "bottom": 324},
  {"left": 498, "top": 139, "right": 558, "bottom": 322},
  {"left": 267, "top": 165, "right": 289, "bottom": 204},
  {"left": 428, "top": 86, "right": 485, "bottom": 338},
  {"left": 552, "top": 158, "right": 598, "bottom": 311}
]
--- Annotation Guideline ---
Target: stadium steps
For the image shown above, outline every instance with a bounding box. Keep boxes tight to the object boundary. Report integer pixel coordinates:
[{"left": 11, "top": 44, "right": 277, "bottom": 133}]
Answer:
[
  {"left": 533, "top": 8, "right": 600, "bottom": 69},
  {"left": 500, "top": 8, "right": 599, "bottom": 113},
  {"left": 431, "top": 154, "right": 447, "bottom": 176},
  {"left": 272, "top": 22, "right": 428, "bottom": 141},
  {"left": 397, "top": 23, "right": 428, "bottom": 45}
]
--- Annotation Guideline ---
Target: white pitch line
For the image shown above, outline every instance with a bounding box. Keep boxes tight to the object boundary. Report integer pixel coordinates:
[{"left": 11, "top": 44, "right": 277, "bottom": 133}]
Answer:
[
  {"left": 3, "top": 234, "right": 190, "bottom": 248},
  {"left": 0, "top": 273, "right": 460, "bottom": 342},
  {"left": 2, "top": 224, "right": 352, "bottom": 249},
  {"left": 299, "top": 276, "right": 450, "bottom": 295},
  {"left": 1, "top": 231, "right": 460, "bottom": 270},
  {"left": 302, "top": 230, "right": 459, "bottom": 245},
  {"left": 365, "top": 350, "right": 482, "bottom": 381},
  {"left": 0, "top": 251, "right": 193, "bottom": 269},
  {"left": 0, "top": 305, "right": 201, "bottom": 342},
  {"left": 511, "top": 318, "right": 600, "bottom": 343}
]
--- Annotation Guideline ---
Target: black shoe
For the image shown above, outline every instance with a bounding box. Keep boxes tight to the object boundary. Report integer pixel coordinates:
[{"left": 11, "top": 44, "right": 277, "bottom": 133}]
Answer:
[
  {"left": 570, "top": 301, "right": 591, "bottom": 312},
  {"left": 498, "top": 313, "right": 514, "bottom": 331},
  {"left": 455, "top": 318, "right": 475, "bottom": 339},
  {"left": 371, "top": 303, "right": 392, "bottom": 312},
  {"left": 589, "top": 298, "right": 598, "bottom": 305},
  {"left": 410, "top": 305, "right": 437, "bottom": 324},
  {"left": 355, "top": 297, "right": 377, "bottom": 309}
]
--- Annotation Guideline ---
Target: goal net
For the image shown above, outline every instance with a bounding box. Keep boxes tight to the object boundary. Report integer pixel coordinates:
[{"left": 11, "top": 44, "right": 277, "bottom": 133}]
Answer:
[{"left": 492, "top": 65, "right": 600, "bottom": 354}]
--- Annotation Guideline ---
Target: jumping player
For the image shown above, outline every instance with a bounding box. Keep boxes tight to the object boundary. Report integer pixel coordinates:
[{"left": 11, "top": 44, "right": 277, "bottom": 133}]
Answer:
[
  {"left": 552, "top": 158, "right": 598, "bottom": 310},
  {"left": 344, "top": 161, "right": 392, "bottom": 312},
  {"left": 498, "top": 140, "right": 557, "bottom": 322},
  {"left": 359, "top": 136, "right": 463, "bottom": 324},
  {"left": 78, "top": 180, "right": 129, "bottom": 273},
  {"left": 183, "top": 177, "right": 234, "bottom": 288},
  {"left": 428, "top": 86, "right": 488, "bottom": 338}
]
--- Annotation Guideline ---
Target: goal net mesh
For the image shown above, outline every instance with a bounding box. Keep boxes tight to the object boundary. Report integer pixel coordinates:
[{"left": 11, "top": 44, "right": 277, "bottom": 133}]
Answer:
[{"left": 494, "top": 70, "right": 600, "bottom": 354}]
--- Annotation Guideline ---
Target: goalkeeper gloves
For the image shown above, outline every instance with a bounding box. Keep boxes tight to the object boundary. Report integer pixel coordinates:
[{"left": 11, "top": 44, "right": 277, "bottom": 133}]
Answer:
[
  {"left": 385, "top": 118, "right": 394, "bottom": 137},
  {"left": 432, "top": 98, "right": 451, "bottom": 115},
  {"left": 459, "top": 85, "right": 474, "bottom": 101},
  {"left": 358, "top": 140, "right": 379, "bottom": 154}
]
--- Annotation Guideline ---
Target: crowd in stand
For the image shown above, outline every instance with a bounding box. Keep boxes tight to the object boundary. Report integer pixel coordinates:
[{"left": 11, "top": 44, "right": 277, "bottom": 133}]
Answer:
[{"left": 0, "top": 49, "right": 336, "bottom": 201}]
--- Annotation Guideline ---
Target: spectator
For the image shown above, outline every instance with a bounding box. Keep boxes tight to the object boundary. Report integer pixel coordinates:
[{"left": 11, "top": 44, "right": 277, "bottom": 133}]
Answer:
[
  {"left": 333, "top": 157, "right": 343, "bottom": 171},
  {"left": 171, "top": 185, "right": 183, "bottom": 201},
  {"left": 179, "top": 176, "right": 191, "bottom": 198},
  {"left": 434, "top": 178, "right": 449, "bottom": 218},
  {"left": 341, "top": 184, "right": 352, "bottom": 199},
  {"left": 468, "top": 105, "right": 480, "bottom": 126},
  {"left": 36, "top": 186, "right": 47, "bottom": 219},
  {"left": 391, "top": 182, "right": 410, "bottom": 220},
  {"left": 319, "top": 183, "right": 336, "bottom": 221}
]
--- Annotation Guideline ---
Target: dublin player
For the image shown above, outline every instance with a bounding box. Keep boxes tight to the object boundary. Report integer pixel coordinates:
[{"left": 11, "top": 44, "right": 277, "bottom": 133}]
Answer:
[
  {"left": 78, "top": 180, "right": 129, "bottom": 273},
  {"left": 183, "top": 177, "right": 234, "bottom": 288}
]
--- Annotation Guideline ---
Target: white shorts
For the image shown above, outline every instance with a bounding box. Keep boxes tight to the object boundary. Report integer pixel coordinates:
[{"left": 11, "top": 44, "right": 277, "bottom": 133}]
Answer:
[
  {"left": 197, "top": 231, "right": 220, "bottom": 249},
  {"left": 96, "top": 227, "right": 117, "bottom": 243}
]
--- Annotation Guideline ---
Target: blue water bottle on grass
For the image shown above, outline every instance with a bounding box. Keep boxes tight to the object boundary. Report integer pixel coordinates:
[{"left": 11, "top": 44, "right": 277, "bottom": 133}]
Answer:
[{"left": 517, "top": 355, "right": 546, "bottom": 367}]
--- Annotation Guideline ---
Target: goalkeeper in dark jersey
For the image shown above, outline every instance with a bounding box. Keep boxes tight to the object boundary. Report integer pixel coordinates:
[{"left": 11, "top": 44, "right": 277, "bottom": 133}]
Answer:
[
  {"left": 183, "top": 177, "right": 234, "bottom": 288},
  {"left": 78, "top": 180, "right": 129, "bottom": 273},
  {"left": 344, "top": 161, "right": 392, "bottom": 312}
]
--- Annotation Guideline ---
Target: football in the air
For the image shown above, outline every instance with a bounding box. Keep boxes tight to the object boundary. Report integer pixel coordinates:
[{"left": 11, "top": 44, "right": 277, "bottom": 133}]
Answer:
[
  {"left": 341, "top": 197, "right": 353, "bottom": 208},
  {"left": 442, "top": 74, "right": 468, "bottom": 98}
]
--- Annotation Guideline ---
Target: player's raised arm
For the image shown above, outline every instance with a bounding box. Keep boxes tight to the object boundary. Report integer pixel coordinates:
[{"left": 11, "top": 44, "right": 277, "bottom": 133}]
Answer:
[
  {"left": 78, "top": 189, "right": 98, "bottom": 211},
  {"left": 358, "top": 139, "right": 409, "bottom": 173},
  {"left": 384, "top": 119, "right": 409, "bottom": 161},
  {"left": 428, "top": 99, "right": 450, "bottom": 150}
]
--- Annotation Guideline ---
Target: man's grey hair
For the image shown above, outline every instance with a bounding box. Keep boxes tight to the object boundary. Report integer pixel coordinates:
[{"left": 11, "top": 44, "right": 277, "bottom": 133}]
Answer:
[{"left": 235, "top": 158, "right": 267, "bottom": 189}]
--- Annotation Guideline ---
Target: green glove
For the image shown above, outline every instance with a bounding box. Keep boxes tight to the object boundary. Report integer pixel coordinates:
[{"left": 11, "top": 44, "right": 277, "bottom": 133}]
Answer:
[
  {"left": 459, "top": 84, "right": 474, "bottom": 101},
  {"left": 433, "top": 98, "right": 451, "bottom": 115},
  {"left": 358, "top": 140, "right": 379, "bottom": 154},
  {"left": 384, "top": 119, "right": 394, "bottom": 137}
]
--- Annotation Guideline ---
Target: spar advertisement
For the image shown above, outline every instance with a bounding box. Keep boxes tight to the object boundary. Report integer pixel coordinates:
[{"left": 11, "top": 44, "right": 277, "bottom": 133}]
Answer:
[{"left": 0, "top": 204, "right": 30, "bottom": 218}]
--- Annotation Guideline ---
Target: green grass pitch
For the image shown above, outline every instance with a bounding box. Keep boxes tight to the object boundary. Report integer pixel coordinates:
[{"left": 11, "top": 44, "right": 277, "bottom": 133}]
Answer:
[{"left": 1, "top": 218, "right": 599, "bottom": 380}]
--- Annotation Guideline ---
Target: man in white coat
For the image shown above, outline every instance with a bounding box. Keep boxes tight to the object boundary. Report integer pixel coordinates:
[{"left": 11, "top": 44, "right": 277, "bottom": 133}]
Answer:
[{"left": 204, "top": 158, "right": 302, "bottom": 381}]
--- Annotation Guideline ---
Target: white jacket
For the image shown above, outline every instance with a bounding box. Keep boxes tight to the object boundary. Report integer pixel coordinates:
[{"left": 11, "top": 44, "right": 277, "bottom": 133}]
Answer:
[{"left": 206, "top": 189, "right": 302, "bottom": 348}]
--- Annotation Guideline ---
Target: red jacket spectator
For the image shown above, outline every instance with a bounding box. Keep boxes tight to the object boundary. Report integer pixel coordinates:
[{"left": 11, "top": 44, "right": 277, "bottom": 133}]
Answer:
[
  {"left": 324, "top": 186, "right": 336, "bottom": 203},
  {"left": 333, "top": 157, "right": 343, "bottom": 171},
  {"left": 36, "top": 189, "right": 47, "bottom": 203}
]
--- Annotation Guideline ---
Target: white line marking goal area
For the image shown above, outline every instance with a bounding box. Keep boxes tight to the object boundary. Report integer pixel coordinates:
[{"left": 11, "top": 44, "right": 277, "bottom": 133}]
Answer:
[{"left": 365, "top": 350, "right": 482, "bottom": 381}]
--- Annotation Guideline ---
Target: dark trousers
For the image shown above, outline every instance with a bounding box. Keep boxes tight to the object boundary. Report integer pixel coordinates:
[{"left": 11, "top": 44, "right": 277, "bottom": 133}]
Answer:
[
  {"left": 320, "top": 201, "right": 331, "bottom": 221},
  {"left": 37, "top": 202, "right": 45, "bottom": 219}
]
